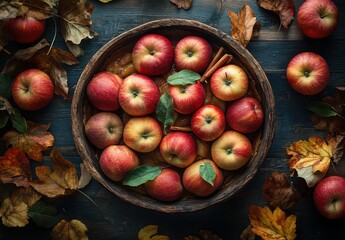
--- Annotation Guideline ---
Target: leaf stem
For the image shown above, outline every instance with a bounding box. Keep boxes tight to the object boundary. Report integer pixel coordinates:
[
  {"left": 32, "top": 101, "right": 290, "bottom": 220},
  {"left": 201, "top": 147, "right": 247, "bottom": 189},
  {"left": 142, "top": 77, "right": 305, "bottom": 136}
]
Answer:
[{"left": 47, "top": 16, "right": 57, "bottom": 55}]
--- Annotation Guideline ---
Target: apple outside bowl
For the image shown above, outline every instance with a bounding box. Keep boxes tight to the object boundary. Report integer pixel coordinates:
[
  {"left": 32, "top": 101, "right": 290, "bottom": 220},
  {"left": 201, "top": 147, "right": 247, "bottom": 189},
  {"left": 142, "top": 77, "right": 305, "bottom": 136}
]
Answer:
[{"left": 71, "top": 19, "right": 276, "bottom": 213}]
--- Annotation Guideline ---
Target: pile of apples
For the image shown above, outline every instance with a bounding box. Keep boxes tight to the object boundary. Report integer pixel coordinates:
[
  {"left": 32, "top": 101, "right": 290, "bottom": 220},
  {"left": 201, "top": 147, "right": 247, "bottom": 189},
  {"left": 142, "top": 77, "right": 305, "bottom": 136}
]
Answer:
[{"left": 84, "top": 33, "right": 264, "bottom": 202}]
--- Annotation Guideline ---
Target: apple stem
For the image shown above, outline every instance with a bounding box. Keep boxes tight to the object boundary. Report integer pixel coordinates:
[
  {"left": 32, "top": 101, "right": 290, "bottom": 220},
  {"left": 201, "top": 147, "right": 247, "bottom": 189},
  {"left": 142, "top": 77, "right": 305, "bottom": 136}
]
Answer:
[{"left": 169, "top": 125, "right": 192, "bottom": 132}]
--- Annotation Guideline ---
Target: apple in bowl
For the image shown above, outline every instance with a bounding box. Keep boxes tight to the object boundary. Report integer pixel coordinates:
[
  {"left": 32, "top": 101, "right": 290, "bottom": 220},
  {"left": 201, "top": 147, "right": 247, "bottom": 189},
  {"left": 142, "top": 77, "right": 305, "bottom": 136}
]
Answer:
[{"left": 174, "top": 35, "right": 213, "bottom": 73}]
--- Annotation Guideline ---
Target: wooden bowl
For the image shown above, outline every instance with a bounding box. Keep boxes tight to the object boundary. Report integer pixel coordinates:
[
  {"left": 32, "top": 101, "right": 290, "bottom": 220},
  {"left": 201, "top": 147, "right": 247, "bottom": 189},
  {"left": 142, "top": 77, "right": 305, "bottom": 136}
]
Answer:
[{"left": 71, "top": 19, "right": 275, "bottom": 213}]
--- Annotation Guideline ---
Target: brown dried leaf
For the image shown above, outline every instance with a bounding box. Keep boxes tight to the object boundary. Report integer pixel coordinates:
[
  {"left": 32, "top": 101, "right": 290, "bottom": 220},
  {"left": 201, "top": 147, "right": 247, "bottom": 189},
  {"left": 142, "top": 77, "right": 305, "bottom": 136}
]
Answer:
[
  {"left": 287, "top": 136, "right": 334, "bottom": 187},
  {"left": 0, "top": 0, "right": 57, "bottom": 20},
  {"left": 249, "top": 205, "right": 297, "bottom": 240},
  {"left": 263, "top": 172, "right": 300, "bottom": 210},
  {"left": 59, "top": 0, "right": 97, "bottom": 57},
  {"left": 3, "top": 121, "right": 54, "bottom": 162},
  {"left": 240, "top": 225, "right": 255, "bottom": 240},
  {"left": 228, "top": 4, "right": 259, "bottom": 48},
  {"left": 51, "top": 219, "right": 88, "bottom": 240},
  {"left": 0, "top": 197, "right": 28, "bottom": 227},
  {"left": 310, "top": 87, "right": 345, "bottom": 134},
  {"left": 170, "top": 0, "right": 193, "bottom": 10},
  {"left": 29, "top": 148, "right": 79, "bottom": 198},
  {"left": 10, "top": 187, "right": 42, "bottom": 207},
  {"left": 257, "top": 0, "right": 295, "bottom": 29},
  {"left": 2, "top": 39, "right": 79, "bottom": 99},
  {"left": 329, "top": 134, "right": 345, "bottom": 164},
  {"left": 0, "top": 148, "right": 31, "bottom": 188}
]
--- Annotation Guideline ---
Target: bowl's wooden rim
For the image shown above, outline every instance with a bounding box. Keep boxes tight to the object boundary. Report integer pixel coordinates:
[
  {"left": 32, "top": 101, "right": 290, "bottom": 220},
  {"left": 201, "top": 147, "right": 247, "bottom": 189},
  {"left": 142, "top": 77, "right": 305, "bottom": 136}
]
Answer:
[{"left": 71, "top": 19, "right": 276, "bottom": 213}]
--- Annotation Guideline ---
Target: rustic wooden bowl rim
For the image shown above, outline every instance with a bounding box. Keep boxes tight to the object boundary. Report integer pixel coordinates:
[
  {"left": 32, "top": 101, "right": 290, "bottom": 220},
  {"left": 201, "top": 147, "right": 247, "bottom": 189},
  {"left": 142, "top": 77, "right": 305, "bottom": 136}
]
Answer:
[{"left": 71, "top": 19, "right": 276, "bottom": 213}]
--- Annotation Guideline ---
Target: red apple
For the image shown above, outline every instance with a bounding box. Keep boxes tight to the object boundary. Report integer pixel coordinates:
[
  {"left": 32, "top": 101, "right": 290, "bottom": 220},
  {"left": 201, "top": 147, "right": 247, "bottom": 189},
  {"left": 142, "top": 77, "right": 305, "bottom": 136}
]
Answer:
[
  {"left": 7, "top": 16, "right": 45, "bottom": 43},
  {"left": 132, "top": 33, "right": 174, "bottom": 76},
  {"left": 85, "top": 112, "right": 123, "bottom": 149},
  {"left": 119, "top": 74, "right": 160, "bottom": 116},
  {"left": 11, "top": 69, "right": 54, "bottom": 111},
  {"left": 123, "top": 116, "right": 162, "bottom": 153},
  {"left": 226, "top": 97, "right": 264, "bottom": 134},
  {"left": 145, "top": 168, "right": 183, "bottom": 202},
  {"left": 191, "top": 104, "right": 226, "bottom": 141},
  {"left": 313, "top": 176, "right": 345, "bottom": 219},
  {"left": 182, "top": 159, "right": 223, "bottom": 197},
  {"left": 86, "top": 71, "right": 122, "bottom": 111},
  {"left": 159, "top": 132, "right": 197, "bottom": 168},
  {"left": 210, "top": 64, "right": 249, "bottom": 101},
  {"left": 297, "top": 0, "right": 339, "bottom": 39},
  {"left": 211, "top": 131, "right": 252, "bottom": 170},
  {"left": 99, "top": 145, "right": 140, "bottom": 182},
  {"left": 174, "top": 35, "right": 213, "bottom": 73},
  {"left": 286, "top": 52, "right": 330, "bottom": 95},
  {"left": 168, "top": 82, "right": 206, "bottom": 114}
]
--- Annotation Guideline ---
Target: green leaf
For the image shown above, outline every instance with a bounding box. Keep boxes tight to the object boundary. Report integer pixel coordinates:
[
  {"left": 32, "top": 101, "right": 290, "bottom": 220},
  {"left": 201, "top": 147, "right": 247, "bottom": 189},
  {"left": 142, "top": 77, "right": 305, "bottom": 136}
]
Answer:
[
  {"left": 10, "top": 108, "right": 28, "bottom": 133},
  {"left": 122, "top": 165, "right": 161, "bottom": 187},
  {"left": 307, "top": 101, "right": 338, "bottom": 118},
  {"left": 0, "top": 111, "right": 9, "bottom": 129},
  {"left": 167, "top": 70, "right": 201, "bottom": 85},
  {"left": 0, "top": 73, "right": 12, "bottom": 98},
  {"left": 28, "top": 200, "right": 63, "bottom": 228},
  {"left": 156, "top": 92, "right": 174, "bottom": 130},
  {"left": 199, "top": 162, "right": 216, "bottom": 186}
]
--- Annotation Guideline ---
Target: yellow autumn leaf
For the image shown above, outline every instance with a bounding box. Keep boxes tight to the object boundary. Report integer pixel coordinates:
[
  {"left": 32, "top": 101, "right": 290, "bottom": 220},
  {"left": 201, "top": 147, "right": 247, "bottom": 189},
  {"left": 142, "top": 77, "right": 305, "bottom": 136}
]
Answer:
[
  {"left": 287, "top": 136, "right": 333, "bottom": 187},
  {"left": 249, "top": 205, "right": 296, "bottom": 240},
  {"left": 99, "top": 0, "right": 112, "bottom": 2},
  {"left": 29, "top": 148, "right": 79, "bottom": 198},
  {"left": 138, "top": 225, "right": 170, "bottom": 240},
  {"left": 0, "top": 198, "right": 29, "bottom": 227},
  {"left": 51, "top": 219, "right": 88, "bottom": 240}
]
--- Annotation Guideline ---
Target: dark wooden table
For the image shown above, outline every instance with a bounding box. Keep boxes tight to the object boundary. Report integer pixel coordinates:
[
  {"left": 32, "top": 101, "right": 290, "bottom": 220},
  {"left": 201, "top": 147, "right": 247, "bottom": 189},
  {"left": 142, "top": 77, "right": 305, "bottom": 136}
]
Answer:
[{"left": 1, "top": 0, "right": 344, "bottom": 239}]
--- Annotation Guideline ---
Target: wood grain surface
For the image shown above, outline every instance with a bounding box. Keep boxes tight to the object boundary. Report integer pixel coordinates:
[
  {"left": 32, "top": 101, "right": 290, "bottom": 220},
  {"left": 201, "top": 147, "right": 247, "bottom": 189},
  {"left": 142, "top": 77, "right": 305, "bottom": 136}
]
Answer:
[{"left": 0, "top": 0, "right": 344, "bottom": 239}]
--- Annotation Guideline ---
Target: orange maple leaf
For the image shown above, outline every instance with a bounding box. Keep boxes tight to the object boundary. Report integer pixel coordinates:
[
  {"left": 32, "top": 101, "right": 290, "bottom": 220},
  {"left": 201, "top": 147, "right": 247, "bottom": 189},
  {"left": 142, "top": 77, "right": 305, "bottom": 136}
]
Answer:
[
  {"left": 287, "top": 136, "right": 334, "bottom": 187},
  {"left": 2, "top": 121, "right": 55, "bottom": 162},
  {"left": 249, "top": 205, "right": 296, "bottom": 240},
  {"left": 0, "top": 148, "right": 31, "bottom": 188}
]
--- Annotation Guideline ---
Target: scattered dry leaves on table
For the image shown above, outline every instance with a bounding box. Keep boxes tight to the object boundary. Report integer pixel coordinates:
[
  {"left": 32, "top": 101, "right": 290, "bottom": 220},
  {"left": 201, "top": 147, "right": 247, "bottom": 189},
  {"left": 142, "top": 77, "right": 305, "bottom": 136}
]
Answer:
[
  {"left": 263, "top": 171, "right": 300, "bottom": 210},
  {"left": 287, "top": 135, "right": 340, "bottom": 187},
  {"left": 249, "top": 205, "right": 297, "bottom": 240},
  {"left": 257, "top": 0, "right": 295, "bottom": 29},
  {"left": 51, "top": 219, "right": 88, "bottom": 240},
  {"left": 228, "top": 4, "right": 260, "bottom": 48}
]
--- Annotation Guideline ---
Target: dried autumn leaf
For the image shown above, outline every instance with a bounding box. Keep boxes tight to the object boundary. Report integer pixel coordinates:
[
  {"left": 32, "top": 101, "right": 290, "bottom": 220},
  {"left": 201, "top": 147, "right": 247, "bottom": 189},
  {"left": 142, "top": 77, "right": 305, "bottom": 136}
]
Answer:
[
  {"left": 170, "top": 0, "right": 193, "bottom": 10},
  {"left": 257, "top": 0, "right": 295, "bottom": 29},
  {"left": 29, "top": 148, "right": 79, "bottom": 198},
  {"left": 263, "top": 172, "right": 300, "bottom": 210},
  {"left": 0, "top": 0, "right": 57, "bottom": 20},
  {"left": 240, "top": 225, "right": 255, "bottom": 240},
  {"left": 287, "top": 136, "right": 336, "bottom": 187},
  {"left": 310, "top": 87, "right": 345, "bottom": 134},
  {"left": 2, "top": 121, "right": 55, "bottom": 162},
  {"left": 249, "top": 205, "right": 296, "bottom": 240},
  {"left": 98, "top": 0, "right": 112, "bottom": 3},
  {"left": 51, "top": 219, "right": 88, "bottom": 240},
  {"left": 78, "top": 163, "right": 92, "bottom": 189},
  {"left": 2, "top": 39, "right": 79, "bottom": 99},
  {"left": 329, "top": 134, "right": 345, "bottom": 164},
  {"left": 0, "top": 148, "right": 31, "bottom": 188},
  {"left": 59, "top": 0, "right": 97, "bottom": 57},
  {"left": 138, "top": 225, "right": 170, "bottom": 240},
  {"left": 228, "top": 4, "right": 259, "bottom": 48},
  {"left": 11, "top": 187, "right": 42, "bottom": 207},
  {"left": 0, "top": 197, "right": 28, "bottom": 227}
]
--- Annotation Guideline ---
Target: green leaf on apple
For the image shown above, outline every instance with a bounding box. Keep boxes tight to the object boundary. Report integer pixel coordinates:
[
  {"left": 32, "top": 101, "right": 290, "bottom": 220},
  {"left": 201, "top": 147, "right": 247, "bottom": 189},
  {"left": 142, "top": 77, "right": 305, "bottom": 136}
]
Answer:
[
  {"left": 122, "top": 165, "right": 162, "bottom": 187},
  {"left": 10, "top": 109, "right": 28, "bottom": 134},
  {"left": 167, "top": 70, "right": 201, "bottom": 85},
  {"left": 0, "top": 73, "right": 12, "bottom": 98},
  {"left": 156, "top": 92, "right": 174, "bottom": 131},
  {"left": 28, "top": 200, "right": 63, "bottom": 228},
  {"left": 199, "top": 161, "right": 216, "bottom": 186},
  {"left": 307, "top": 101, "right": 338, "bottom": 118}
]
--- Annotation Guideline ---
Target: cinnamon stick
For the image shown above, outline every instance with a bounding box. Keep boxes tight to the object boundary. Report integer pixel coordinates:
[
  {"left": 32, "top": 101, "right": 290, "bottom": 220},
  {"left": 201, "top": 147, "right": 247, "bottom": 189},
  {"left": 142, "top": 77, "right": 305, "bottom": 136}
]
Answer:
[
  {"left": 169, "top": 125, "right": 192, "bottom": 132},
  {"left": 200, "top": 47, "right": 224, "bottom": 82},
  {"left": 200, "top": 54, "right": 232, "bottom": 82}
]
